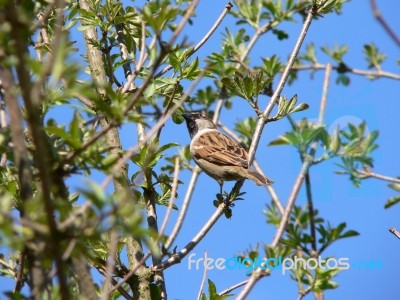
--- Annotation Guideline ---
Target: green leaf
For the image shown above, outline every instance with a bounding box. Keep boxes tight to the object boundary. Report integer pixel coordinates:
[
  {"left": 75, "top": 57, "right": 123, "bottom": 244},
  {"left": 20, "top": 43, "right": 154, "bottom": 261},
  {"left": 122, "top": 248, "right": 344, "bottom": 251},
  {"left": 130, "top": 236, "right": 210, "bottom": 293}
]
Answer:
[
  {"left": 172, "top": 107, "right": 184, "bottom": 124},
  {"left": 384, "top": 196, "right": 400, "bottom": 209},
  {"left": 329, "top": 127, "right": 341, "bottom": 154},
  {"left": 388, "top": 183, "right": 400, "bottom": 192},
  {"left": 290, "top": 103, "right": 309, "bottom": 114},
  {"left": 321, "top": 44, "right": 348, "bottom": 63},
  {"left": 363, "top": 43, "right": 387, "bottom": 70},
  {"left": 340, "top": 229, "right": 360, "bottom": 238},
  {"left": 221, "top": 71, "right": 271, "bottom": 102},
  {"left": 268, "top": 95, "right": 309, "bottom": 121},
  {"left": 268, "top": 132, "right": 300, "bottom": 147}
]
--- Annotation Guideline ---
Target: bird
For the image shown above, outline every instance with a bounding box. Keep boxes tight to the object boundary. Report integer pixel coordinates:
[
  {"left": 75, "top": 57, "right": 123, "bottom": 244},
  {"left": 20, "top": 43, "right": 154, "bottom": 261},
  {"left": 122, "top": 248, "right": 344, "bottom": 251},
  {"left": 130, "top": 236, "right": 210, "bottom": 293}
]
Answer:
[{"left": 182, "top": 112, "right": 274, "bottom": 196}]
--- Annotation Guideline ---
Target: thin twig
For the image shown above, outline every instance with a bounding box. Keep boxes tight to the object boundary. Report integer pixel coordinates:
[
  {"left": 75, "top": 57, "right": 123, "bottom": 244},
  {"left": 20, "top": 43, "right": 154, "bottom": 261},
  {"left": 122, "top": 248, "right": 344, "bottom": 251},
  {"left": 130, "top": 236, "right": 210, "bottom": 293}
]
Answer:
[
  {"left": 31, "top": 2, "right": 57, "bottom": 31},
  {"left": 156, "top": 81, "right": 180, "bottom": 139},
  {"left": 153, "top": 201, "right": 228, "bottom": 271},
  {"left": 292, "top": 63, "right": 400, "bottom": 80},
  {"left": 6, "top": 0, "right": 71, "bottom": 297},
  {"left": 273, "top": 63, "right": 332, "bottom": 247},
  {"left": 96, "top": 265, "right": 134, "bottom": 300},
  {"left": 305, "top": 173, "right": 317, "bottom": 252},
  {"left": 66, "top": 0, "right": 199, "bottom": 164},
  {"left": 121, "top": 20, "right": 151, "bottom": 93},
  {"left": 0, "top": 258, "right": 15, "bottom": 276},
  {"left": 236, "top": 10, "right": 323, "bottom": 297},
  {"left": 165, "top": 0, "right": 200, "bottom": 50},
  {"left": 100, "top": 230, "right": 119, "bottom": 300},
  {"left": 356, "top": 170, "right": 400, "bottom": 184},
  {"left": 253, "top": 160, "right": 283, "bottom": 214},
  {"left": 14, "top": 251, "right": 26, "bottom": 292},
  {"left": 158, "top": 157, "right": 180, "bottom": 243},
  {"left": 111, "top": 252, "right": 151, "bottom": 292},
  {"left": 218, "top": 279, "right": 249, "bottom": 296},
  {"left": 0, "top": 97, "right": 7, "bottom": 165},
  {"left": 155, "top": 2, "right": 233, "bottom": 78},
  {"left": 370, "top": 0, "right": 400, "bottom": 48},
  {"left": 239, "top": 5, "right": 306, "bottom": 62},
  {"left": 389, "top": 227, "right": 400, "bottom": 239},
  {"left": 197, "top": 251, "right": 208, "bottom": 300},
  {"left": 304, "top": 63, "right": 333, "bottom": 254},
  {"left": 246, "top": 7, "right": 315, "bottom": 165},
  {"left": 164, "top": 166, "right": 200, "bottom": 250},
  {"left": 101, "top": 66, "right": 209, "bottom": 189}
]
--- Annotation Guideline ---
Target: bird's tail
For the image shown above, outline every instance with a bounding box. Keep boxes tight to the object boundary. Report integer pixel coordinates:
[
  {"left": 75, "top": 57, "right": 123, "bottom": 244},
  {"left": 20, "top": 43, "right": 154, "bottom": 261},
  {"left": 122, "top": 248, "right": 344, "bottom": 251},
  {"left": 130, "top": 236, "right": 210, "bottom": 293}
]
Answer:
[{"left": 246, "top": 169, "right": 274, "bottom": 186}]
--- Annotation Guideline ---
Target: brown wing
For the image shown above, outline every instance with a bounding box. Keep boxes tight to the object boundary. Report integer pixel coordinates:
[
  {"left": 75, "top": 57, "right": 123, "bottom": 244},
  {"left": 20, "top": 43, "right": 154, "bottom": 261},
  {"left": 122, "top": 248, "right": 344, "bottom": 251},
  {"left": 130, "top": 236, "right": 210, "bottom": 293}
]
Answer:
[{"left": 193, "top": 131, "right": 249, "bottom": 168}]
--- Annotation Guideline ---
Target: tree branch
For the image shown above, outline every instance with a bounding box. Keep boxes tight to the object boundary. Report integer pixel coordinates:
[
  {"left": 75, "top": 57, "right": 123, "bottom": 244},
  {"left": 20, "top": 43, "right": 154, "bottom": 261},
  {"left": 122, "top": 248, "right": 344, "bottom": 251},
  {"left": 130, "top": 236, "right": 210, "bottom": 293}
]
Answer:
[
  {"left": 356, "top": 169, "right": 400, "bottom": 184},
  {"left": 389, "top": 227, "right": 400, "bottom": 239},
  {"left": 153, "top": 201, "right": 229, "bottom": 271},
  {"left": 218, "top": 279, "right": 249, "bottom": 296},
  {"left": 292, "top": 63, "right": 400, "bottom": 80},
  {"left": 155, "top": 1, "right": 233, "bottom": 78},
  {"left": 164, "top": 166, "right": 201, "bottom": 251},
  {"left": 369, "top": 0, "right": 400, "bottom": 48},
  {"left": 236, "top": 16, "right": 330, "bottom": 295},
  {"left": 100, "top": 230, "right": 119, "bottom": 300},
  {"left": 78, "top": 0, "right": 149, "bottom": 298},
  {"left": 101, "top": 66, "right": 209, "bottom": 189},
  {"left": 196, "top": 251, "right": 208, "bottom": 300},
  {"left": 4, "top": 2, "right": 71, "bottom": 296},
  {"left": 246, "top": 6, "right": 315, "bottom": 166},
  {"left": 158, "top": 157, "right": 180, "bottom": 244}
]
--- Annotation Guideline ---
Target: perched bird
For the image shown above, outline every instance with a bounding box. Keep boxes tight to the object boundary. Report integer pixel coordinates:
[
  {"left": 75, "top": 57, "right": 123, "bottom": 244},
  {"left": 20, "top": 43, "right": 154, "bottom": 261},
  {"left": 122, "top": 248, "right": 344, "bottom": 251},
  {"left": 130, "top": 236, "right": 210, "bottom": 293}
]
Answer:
[{"left": 182, "top": 112, "right": 274, "bottom": 195}]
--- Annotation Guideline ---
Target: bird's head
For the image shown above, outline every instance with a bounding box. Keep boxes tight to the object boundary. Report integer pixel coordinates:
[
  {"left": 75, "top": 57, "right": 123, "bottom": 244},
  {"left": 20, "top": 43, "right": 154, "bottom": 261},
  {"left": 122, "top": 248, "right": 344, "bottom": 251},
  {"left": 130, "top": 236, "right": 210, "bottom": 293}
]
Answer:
[{"left": 182, "top": 112, "right": 216, "bottom": 139}]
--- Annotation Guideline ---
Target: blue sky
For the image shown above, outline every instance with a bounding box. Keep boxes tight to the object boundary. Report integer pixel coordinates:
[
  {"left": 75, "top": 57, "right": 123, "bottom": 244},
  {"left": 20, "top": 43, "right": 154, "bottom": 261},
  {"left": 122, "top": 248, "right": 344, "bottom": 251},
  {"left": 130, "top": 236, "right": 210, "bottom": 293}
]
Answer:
[
  {"left": 155, "top": 1, "right": 400, "bottom": 299},
  {"left": 2, "top": 0, "right": 400, "bottom": 299}
]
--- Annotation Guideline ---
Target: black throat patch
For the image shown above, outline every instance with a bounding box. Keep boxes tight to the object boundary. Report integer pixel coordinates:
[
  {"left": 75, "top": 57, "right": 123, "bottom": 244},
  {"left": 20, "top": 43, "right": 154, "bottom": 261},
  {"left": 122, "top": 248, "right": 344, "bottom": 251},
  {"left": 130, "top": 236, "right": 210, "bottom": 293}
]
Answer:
[{"left": 185, "top": 118, "right": 198, "bottom": 139}]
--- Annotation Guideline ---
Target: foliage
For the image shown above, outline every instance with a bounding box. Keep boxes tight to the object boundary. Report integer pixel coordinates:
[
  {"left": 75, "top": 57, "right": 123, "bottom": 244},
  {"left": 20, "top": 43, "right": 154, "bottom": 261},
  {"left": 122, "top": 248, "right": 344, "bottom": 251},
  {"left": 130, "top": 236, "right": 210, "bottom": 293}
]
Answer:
[{"left": 0, "top": 0, "right": 398, "bottom": 299}]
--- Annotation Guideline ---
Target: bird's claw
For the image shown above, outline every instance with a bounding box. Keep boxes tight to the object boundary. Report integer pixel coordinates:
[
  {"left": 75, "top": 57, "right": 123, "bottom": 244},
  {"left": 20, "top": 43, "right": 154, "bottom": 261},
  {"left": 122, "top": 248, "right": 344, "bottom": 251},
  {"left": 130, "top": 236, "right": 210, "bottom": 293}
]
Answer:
[{"left": 216, "top": 193, "right": 225, "bottom": 203}]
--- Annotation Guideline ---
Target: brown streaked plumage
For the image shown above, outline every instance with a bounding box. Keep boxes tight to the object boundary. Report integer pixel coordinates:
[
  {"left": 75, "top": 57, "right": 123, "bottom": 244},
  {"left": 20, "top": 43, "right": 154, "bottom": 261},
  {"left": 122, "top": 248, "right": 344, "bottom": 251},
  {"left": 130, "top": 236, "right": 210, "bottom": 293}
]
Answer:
[{"left": 182, "top": 112, "right": 274, "bottom": 195}]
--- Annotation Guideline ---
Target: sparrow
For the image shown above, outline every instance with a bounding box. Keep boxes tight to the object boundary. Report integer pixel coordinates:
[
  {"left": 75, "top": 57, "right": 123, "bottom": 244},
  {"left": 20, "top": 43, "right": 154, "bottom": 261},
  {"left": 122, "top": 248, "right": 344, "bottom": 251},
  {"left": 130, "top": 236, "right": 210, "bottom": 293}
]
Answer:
[{"left": 182, "top": 112, "right": 274, "bottom": 195}]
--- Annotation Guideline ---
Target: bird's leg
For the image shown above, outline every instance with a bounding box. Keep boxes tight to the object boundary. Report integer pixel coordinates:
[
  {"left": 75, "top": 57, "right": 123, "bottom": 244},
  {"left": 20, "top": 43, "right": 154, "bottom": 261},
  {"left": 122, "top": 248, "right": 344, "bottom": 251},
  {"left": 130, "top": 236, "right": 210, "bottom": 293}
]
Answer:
[{"left": 217, "top": 181, "right": 224, "bottom": 203}]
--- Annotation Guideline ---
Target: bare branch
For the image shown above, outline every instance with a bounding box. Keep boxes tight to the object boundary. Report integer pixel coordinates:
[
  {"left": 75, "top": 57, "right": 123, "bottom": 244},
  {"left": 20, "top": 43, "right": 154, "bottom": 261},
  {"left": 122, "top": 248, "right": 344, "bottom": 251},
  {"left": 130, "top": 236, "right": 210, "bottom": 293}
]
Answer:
[
  {"left": 121, "top": 20, "right": 147, "bottom": 93},
  {"left": 246, "top": 7, "right": 315, "bottom": 166},
  {"left": 370, "top": 0, "right": 400, "bottom": 47},
  {"left": 196, "top": 251, "right": 208, "bottom": 300},
  {"left": 155, "top": 2, "right": 232, "bottom": 78},
  {"left": 292, "top": 63, "right": 400, "bottom": 80},
  {"left": 236, "top": 8, "right": 329, "bottom": 292},
  {"left": 95, "top": 264, "right": 133, "bottom": 300},
  {"left": 273, "top": 63, "right": 332, "bottom": 247},
  {"left": 218, "top": 279, "right": 249, "bottom": 296},
  {"left": 158, "top": 157, "right": 180, "bottom": 243},
  {"left": 389, "top": 227, "right": 400, "bottom": 239},
  {"left": 14, "top": 251, "right": 26, "bottom": 292},
  {"left": 6, "top": 0, "right": 71, "bottom": 297},
  {"left": 111, "top": 252, "right": 152, "bottom": 292},
  {"left": 31, "top": 2, "right": 57, "bottom": 31},
  {"left": 356, "top": 169, "right": 400, "bottom": 184},
  {"left": 164, "top": 166, "right": 200, "bottom": 250},
  {"left": 153, "top": 201, "right": 228, "bottom": 271},
  {"left": 101, "top": 230, "right": 119, "bottom": 300},
  {"left": 305, "top": 173, "right": 317, "bottom": 252}
]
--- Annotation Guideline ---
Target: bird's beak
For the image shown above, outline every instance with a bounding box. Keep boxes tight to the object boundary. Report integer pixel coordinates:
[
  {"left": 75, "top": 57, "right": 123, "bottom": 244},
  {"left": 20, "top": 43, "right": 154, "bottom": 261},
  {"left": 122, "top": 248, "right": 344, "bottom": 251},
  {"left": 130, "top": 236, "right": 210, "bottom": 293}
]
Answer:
[{"left": 182, "top": 113, "right": 191, "bottom": 120}]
